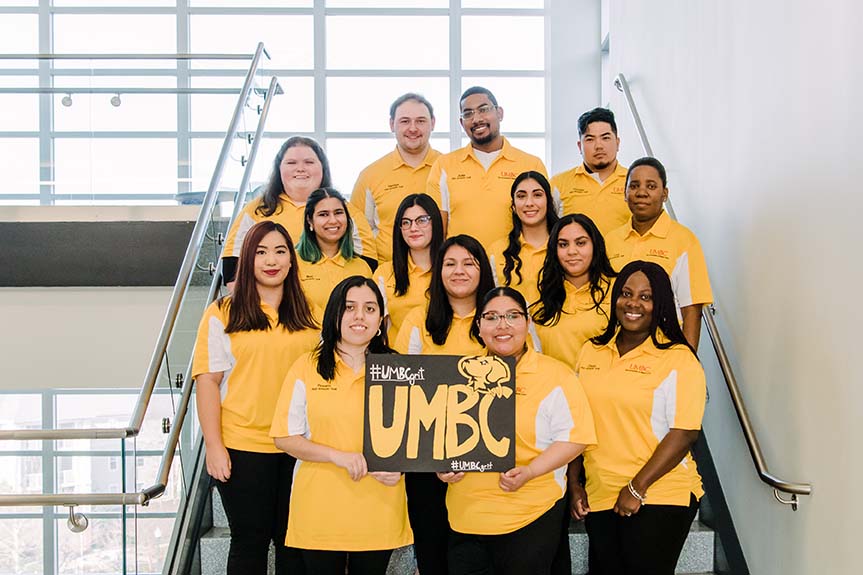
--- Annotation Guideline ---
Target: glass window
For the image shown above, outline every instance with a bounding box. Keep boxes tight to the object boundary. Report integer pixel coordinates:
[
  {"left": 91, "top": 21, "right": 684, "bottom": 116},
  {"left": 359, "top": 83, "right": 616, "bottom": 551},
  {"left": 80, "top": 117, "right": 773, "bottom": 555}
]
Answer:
[
  {"left": 57, "top": 517, "right": 122, "bottom": 575},
  {"left": 190, "top": 15, "right": 314, "bottom": 70},
  {"left": 53, "top": 93, "right": 177, "bottom": 133},
  {"left": 56, "top": 394, "right": 133, "bottom": 452},
  {"left": 0, "top": 15, "right": 38, "bottom": 70},
  {"left": 328, "top": 0, "right": 447, "bottom": 6},
  {"left": 0, "top": 456, "right": 43, "bottom": 515},
  {"left": 190, "top": 76, "right": 314, "bottom": 133},
  {"left": 192, "top": 0, "right": 310, "bottom": 5},
  {"left": 53, "top": 0, "right": 176, "bottom": 6},
  {"left": 326, "top": 16, "right": 448, "bottom": 70},
  {"left": 52, "top": 15, "right": 176, "bottom": 65},
  {"left": 125, "top": 517, "right": 178, "bottom": 575},
  {"left": 461, "top": 76, "right": 545, "bottom": 133},
  {"left": 0, "top": 518, "right": 42, "bottom": 575},
  {"left": 0, "top": 76, "right": 38, "bottom": 131},
  {"left": 462, "top": 16, "right": 544, "bottom": 70},
  {"left": 53, "top": 138, "right": 178, "bottom": 197},
  {"left": 0, "top": 139, "right": 39, "bottom": 198},
  {"left": 462, "top": 0, "right": 544, "bottom": 7},
  {"left": 191, "top": 138, "right": 249, "bottom": 193},
  {"left": 327, "top": 77, "right": 449, "bottom": 133},
  {"left": 0, "top": 395, "right": 41, "bottom": 452}
]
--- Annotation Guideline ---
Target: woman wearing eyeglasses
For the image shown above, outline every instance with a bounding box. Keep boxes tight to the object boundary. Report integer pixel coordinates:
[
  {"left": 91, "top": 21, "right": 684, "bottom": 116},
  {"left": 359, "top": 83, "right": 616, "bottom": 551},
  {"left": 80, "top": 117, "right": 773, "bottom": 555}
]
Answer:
[
  {"left": 488, "top": 171, "right": 559, "bottom": 307},
  {"left": 373, "top": 193, "right": 444, "bottom": 342},
  {"left": 440, "top": 286, "right": 596, "bottom": 575}
]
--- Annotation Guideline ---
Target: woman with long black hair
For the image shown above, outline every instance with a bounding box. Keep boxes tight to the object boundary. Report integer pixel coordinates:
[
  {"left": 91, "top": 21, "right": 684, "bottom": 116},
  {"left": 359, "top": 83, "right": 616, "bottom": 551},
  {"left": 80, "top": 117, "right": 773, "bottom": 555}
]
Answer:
[
  {"left": 571, "top": 260, "right": 706, "bottom": 574},
  {"left": 193, "top": 220, "right": 318, "bottom": 574},
  {"left": 270, "top": 276, "right": 412, "bottom": 574}
]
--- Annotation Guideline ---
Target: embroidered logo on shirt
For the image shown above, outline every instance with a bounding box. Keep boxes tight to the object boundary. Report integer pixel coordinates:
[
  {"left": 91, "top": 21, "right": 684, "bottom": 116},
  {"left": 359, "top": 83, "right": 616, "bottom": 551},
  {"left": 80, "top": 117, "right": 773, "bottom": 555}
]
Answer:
[
  {"left": 515, "top": 386, "right": 527, "bottom": 396},
  {"left": 453, "top": 173, "right": 471, "bottom": 180},
  {"left": 646, "top": 248, "right": 670, "bottom": 260},
  {"left": 311, "top": 380, "right": 336, "bottom": 391},
  {"left": 625, "top": 363, "right": 652, "bottom": 375},
  {"left": 498, "top": 171, "right": 517, "bottom": 179},
  {"left": 579, "top": 364, "right": 600, "bottom": 372},
  {"left": 571, "top": 187, "right": 590, "bottom": 196},
  {"left": 612, "top": 185, "right": 625, "bottom": 195}
]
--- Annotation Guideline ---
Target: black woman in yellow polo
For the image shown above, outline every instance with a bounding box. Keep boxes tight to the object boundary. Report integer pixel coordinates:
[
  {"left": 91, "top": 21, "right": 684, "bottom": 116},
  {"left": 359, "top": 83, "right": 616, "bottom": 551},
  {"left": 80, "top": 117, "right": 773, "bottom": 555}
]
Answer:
[
  {"left": 440, "top": 287, "right": 596, "bottom": 575},
  {"left": 572, "top": 260, "right": 705, "bottom": 575},
  {"left": 487, "top": 171, "right": 559, "bottom": 307},
  {"left": 270, "top": 276, "right": 411, "bottom": 575},
  {"left": 531, "top": 213, "right": 616, "bottom": 370},
  {"left": 192, "top": 221, "right": 319, "bottom": 575}
]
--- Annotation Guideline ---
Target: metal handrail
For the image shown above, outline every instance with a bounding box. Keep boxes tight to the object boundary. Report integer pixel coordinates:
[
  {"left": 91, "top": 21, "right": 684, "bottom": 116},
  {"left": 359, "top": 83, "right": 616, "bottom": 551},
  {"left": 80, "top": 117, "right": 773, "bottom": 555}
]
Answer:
[
  {"left": 613, "top": 72, "right": 812, "bottom": 509},
  {"left": 0, "top": 71, "right": 281, "bottom": 509},
  {"left": 0, "top": 42, "right": 268, "bottom": 443},
  {"left": 1, "top": 53, "right": 261, "bottom": 61}
]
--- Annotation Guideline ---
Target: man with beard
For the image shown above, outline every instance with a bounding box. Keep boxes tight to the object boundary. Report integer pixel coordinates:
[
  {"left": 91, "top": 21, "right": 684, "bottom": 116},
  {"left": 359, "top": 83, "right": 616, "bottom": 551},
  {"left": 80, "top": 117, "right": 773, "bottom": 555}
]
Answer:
[
  {"left": 350, "top": 93, "right": 442, "bottom": 262},
  {"left": 427, "top": 86, "right": 546, "bottom": 247},
  {"left": 551, "top": 107, "right": 629, "bottom": 237}
]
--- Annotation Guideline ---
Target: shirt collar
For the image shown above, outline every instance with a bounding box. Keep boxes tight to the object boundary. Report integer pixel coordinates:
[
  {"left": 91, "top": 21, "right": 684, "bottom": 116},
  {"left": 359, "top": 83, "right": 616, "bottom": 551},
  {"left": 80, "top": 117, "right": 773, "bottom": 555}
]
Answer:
[
  {"left": 601, "top": 329, "right": 665, "bottom": 359},
  {"left": 459, "top": 136, "right": 512, "bottom": 163},
  {"left": 391, "top": 146, "right": 439, "bottom": 170},
  {"left": 626, "top": 209, "right": 671, "bottom": 239}
]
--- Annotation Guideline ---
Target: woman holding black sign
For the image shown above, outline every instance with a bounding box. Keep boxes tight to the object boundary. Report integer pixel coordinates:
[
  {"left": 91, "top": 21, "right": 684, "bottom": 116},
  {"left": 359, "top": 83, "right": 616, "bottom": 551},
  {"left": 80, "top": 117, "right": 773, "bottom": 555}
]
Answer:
[
  {"left": 439, "top": 286, "right": 596, "bottom": 575},
  {"left": 392, "top": 233, "right": 495, "bottom": 575},
  {"left": 270, "top": 276, "right": 412, "bottom": 574}
]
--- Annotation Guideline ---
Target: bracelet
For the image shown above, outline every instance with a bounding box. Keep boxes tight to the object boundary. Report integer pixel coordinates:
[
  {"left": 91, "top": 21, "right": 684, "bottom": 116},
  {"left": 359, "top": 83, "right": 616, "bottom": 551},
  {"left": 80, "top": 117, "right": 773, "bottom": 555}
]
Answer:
[{"left": 627, "top": 480, "right": 646, "bottom": 504}]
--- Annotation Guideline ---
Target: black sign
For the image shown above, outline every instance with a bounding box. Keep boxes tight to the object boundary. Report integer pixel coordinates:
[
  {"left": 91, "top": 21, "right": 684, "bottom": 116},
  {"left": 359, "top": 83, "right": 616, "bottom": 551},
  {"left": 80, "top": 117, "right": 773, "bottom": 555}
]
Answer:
[{"left": 363, "top": 354, "right": 516, "bottom": 473}]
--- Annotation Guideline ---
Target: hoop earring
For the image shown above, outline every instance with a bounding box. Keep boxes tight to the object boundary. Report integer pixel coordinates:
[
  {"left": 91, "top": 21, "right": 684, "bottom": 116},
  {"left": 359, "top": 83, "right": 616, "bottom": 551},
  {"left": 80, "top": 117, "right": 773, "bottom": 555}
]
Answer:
[{"left": 376, "top": 328, "right": 382, "bottom": 337}]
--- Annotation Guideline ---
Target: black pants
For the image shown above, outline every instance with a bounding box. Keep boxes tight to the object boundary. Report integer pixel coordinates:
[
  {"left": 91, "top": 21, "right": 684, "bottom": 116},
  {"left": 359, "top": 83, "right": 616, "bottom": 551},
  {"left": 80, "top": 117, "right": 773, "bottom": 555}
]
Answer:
[
  {"left": 301, "top": 549, "right": 392, "bottom": 575},
  {"left": 584, "top": 493, "right": 699, "bottom": 575},
  {"left": 406, "top": 471, "right": 450, "bottom": 575},
  {"left": 550, "top": 489, "right": 572, "bottom": 575},
  {"left": 214, "top": 448, "right": 304, "bottom": 575},
  {"left": 448, "top": 498, "right": 565, "bottom": 575}
]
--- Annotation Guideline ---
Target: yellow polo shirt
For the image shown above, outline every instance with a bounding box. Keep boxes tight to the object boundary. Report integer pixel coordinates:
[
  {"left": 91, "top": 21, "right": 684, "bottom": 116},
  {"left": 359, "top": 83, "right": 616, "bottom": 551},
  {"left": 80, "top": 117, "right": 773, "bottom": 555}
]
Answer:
[
  {"left": 446, "top": 349, "right": 596, "bottom": 535},
  {"left": 222, "top": 193, "right": 378, "bottom": 263},
  {"left": 427, "top": 138, "right": 547, "bottom": 246},
  {"left": 192, "top": 299, "right": 319, "bottom": 453},
  {"left": 533, "top": 279, "right": 612, "bottom": 370},
  {"left": 297, "top": 254, "right": 372, "bottom": 312},
  {"left": 576, "top": 337, "right": 705, "bottom": 511},
  {"left": 605, "top": 211, "right": 713, "bottom": 313},
  {"left": 374, "top": 258, "right": 432, "bottom": 343},
  {"left": 393, "top": 306, "right": 484, "bottom": 356},
  {"left": 270, "top": 352, "right": 413, "bottom": 551},
  {"left": 551, "top": 163, "right": 629, "bottom": 237},
  {"left": 488, "top": 237, "right": 546, "bottom": 307},
  {"left": 350, "top": 147, "right": 443, "bottom": 262}
]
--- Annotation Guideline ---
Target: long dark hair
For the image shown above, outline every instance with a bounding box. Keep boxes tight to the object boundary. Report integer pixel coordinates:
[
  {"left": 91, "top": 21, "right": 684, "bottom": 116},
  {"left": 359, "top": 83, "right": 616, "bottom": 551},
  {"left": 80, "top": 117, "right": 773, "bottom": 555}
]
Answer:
[
  {"left": 392, "top": 193, "right": 444, "bottom": 296},
  {"left": 531, "top": 214, "right": 616, "bottom": 326},
  {"left": 470, "top": 286, "right": 529, "bottom": 346},
  {"left": 426, "top": 235, "right": 495, "bottom": 346},
  {"left": 296, "top": 188, "right": 355, "bottom": 263},
  {"left": 256, "top": 136, "right": 332, "bottom": 218},
  {"left": 315, "top": 276, "right": 394, "bottom": 381},
  {"left": 220, "top": 221, "right": 317, "bottom": 333},
  {"left": 502, "top": 171, "right": 558, "bottom": 286},
  {"left": 592, "top": 260, "right": 696, "bottom": 356}
]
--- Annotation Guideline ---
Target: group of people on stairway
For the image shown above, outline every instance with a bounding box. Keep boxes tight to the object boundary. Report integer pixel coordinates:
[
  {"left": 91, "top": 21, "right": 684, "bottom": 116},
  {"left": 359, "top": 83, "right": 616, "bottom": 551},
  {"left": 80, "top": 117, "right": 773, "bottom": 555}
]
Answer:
[{"left": 192, "top": 87, "right": 712, "bottom": 575}]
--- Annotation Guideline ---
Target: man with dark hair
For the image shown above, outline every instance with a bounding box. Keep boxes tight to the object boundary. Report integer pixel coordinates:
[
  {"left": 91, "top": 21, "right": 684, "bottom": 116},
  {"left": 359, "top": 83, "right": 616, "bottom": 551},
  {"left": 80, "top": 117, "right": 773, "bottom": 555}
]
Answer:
[
  {"left": 427, "top": 86, "right": 547, "bottom": 246},
  {"left": 551, "top": 107, "right": 629, "bottom": 236},
  {"left": 350, "top": 93, "right": 441, "bottom": 262}
]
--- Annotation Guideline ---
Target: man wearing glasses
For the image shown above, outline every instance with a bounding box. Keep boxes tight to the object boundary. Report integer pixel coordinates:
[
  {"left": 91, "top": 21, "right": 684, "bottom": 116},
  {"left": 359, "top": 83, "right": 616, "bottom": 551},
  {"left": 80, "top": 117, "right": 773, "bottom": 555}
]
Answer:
[
  {"left": 350, "top": 93, "right": 442, "bottom": 263},
  {"left": 427, "top": 86, "right": 547, "bottom": 247}
]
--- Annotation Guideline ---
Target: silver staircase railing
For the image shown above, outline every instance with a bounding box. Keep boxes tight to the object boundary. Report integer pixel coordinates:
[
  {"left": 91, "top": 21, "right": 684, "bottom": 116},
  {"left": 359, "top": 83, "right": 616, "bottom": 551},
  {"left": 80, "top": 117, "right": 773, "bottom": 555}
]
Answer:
[
  {"left": 0, "top": 42, "right": 280, "bottom": 520},
  {"left": 613, "top": 72, "right": 812, "bottom": 510}
]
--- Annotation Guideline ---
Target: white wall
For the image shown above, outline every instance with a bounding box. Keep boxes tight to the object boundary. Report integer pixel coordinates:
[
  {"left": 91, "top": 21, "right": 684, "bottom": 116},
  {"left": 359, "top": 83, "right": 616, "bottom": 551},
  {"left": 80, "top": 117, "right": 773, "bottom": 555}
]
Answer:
[
  {"left": 0, "top": 287, "right": 173, "bottom": 390},
  {"left": 604, "top": 1, "right": 862, "bottom": 573}
]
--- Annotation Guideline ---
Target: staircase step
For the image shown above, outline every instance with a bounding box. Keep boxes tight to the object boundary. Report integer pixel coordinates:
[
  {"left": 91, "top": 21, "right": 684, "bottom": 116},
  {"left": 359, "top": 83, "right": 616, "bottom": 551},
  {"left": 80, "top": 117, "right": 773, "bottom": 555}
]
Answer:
[{"left": 200, "top": 520, "right": 712, "bottom": 574}]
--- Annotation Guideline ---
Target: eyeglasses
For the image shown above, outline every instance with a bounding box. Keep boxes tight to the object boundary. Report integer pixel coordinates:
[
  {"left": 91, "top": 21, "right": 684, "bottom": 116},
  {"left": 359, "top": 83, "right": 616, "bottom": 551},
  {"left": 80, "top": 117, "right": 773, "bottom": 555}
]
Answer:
[
  {"left": 460, "top": 104, "right": 496, "bottom": 121},
  {"left": 399, "top": 215, "right": 433, "bottom": 230},
  {"left": 479, "top": 311, "right": 526, "bottom": 326}
]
